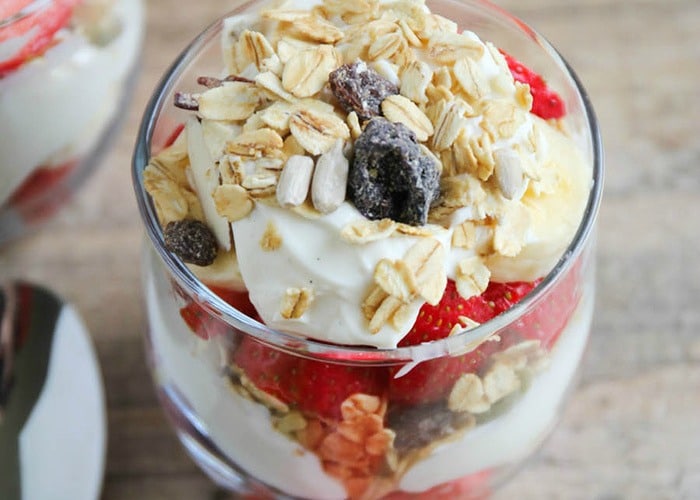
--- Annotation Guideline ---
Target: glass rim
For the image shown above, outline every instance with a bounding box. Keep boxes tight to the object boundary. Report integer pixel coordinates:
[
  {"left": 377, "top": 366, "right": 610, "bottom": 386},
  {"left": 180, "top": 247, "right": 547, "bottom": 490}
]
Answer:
[{"left": 132, "top": 0, "right": 604, "bottom": 364}]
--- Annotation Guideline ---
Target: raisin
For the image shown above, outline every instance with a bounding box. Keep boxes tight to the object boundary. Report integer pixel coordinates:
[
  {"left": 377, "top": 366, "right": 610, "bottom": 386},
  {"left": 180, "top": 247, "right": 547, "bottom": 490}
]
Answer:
[
  {"left": 163, "top": 219, "right": 218, "bottom": 266},
  {"left": 196, "top": 75, "right": 254, "bottom": 88},
  {"left": 348, "top": 117, "right": 440, "bottom": 226},
  {"left": 173, "top": 92, "right": 199, "bottom": 110},
  {"left": 388, "top": 402, "right": 474, "bottom": 454},
  {"left": 329, "top": 60, "right": 398, "bottom": 121}
]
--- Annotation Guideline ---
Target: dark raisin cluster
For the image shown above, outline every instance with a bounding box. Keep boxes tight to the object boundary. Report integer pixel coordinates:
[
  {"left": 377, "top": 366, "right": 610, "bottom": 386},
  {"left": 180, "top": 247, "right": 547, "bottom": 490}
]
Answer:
[
  {"left": 348, "top": 118, "right": 440, "bottom": 226},
  {"left": 329, "top": 61, "right": 398, "bottom": 121},
  {"left": 163, "top": 219, "right": 218, "bottom": 266},
  {"left": 388, "top": 402, "right": 475, "bottom": 453}
]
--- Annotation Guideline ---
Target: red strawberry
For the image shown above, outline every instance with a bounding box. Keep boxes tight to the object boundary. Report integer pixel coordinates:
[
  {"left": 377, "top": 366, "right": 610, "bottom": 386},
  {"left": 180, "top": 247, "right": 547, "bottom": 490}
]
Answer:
[
  {"left": 178, "top": 301, "right": 223, "bottom": 340},
  {"left": 211, "top": 285, "right": 261, "bottom": 321},
  {"left": 157, "top": 123, "right": 185, "bottom": 150},
  {"left": 233, "top": 339, "right": 388, "bottom": 420},
  {"left": 502, "top": 51, "right": 566, "bottom": 120},
  {"left": 383, "top": 470, "right": 491, "bottom": 500},
  {"left": 292, "top": 359, "right": 388, "bottom": 420},
  {"left": 514, "top": 259, "right": 581, "bottom": 349},
  {"left": 181, "top": 286, "right": 389, "bottom": 421},
  {"left": 7, "top": 160, "right": 76, "bottom": 207},
  {"left": 388, "top": 352, "right": 491, "bottom": 406},
  {"left": 389, "top": 279, "right": 539, "bottom": 405},
  {"left": 7, "top": 159, "right": 78, "bottom": 223},
  {"left": 480, "top": 280, "right": 540, "bottom": 318},
  {"left": 232, "top": 337, "right": 298, "bottom": 404},
  {"left": 179, "top": 302, "right": 206, "bottom": 340},
  {"left": 179, "top": 285, "right": 259, "bottom": 340},
  {"left": 0, "top": 0, "right": 81, "bottom": 77}
]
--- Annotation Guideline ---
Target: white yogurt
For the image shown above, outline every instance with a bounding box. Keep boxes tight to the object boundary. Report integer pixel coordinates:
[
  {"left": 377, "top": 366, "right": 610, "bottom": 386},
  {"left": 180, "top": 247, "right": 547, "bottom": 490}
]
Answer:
[
  {"left": 232, "top": 202, "right": 452, "bottom": 348},
  {"left": 145, "top": 248, "right": 347, "bottom": 500},
  {"left": 0, "top": 0, "right": 144, "bottom": 206},
  {"left": 144, "top": 245, "right": 594, "bottom": 498}
]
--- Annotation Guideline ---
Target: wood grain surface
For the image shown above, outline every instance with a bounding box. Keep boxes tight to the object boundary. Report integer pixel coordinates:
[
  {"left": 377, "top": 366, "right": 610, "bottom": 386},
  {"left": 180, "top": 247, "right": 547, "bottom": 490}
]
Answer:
[{"left": 1, "top": 0, "right": 698, "bottom": 499}]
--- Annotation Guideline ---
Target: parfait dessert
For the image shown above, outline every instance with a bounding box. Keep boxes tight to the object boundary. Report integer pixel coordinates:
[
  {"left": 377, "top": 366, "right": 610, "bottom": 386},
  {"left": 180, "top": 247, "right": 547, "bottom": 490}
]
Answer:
[
  {"left": 0, "top": 0, "right": 143, "bottom": 242},
  {"left": 135, "top": 0, "right": 602, "bottom": 498}
]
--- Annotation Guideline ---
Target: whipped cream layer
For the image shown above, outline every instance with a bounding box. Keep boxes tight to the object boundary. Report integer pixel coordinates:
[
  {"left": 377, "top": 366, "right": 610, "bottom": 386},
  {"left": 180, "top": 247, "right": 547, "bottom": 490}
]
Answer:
[
  {"left": 232, "top": 201, "right": 452, "bottom": 348},
  {"left": 0, "top": 0, "right": 144, "bottom": 206}
]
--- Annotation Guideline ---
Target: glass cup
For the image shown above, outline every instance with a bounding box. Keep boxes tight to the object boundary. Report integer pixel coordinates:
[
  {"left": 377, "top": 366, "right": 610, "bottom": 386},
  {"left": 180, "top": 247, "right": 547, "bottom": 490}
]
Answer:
[
  {"left": 0, "top": 0, "right": 144, "bottom": 244},
  {"left": 132, "top": 0, "right": 603, "bottom": 498}
]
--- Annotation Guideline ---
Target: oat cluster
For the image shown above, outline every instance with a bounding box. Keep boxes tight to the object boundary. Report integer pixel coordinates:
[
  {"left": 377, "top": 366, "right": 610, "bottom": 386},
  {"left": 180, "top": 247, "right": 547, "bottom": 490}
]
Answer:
[{"left": 447, "top": 339, "right": 549, "bottom": 413}]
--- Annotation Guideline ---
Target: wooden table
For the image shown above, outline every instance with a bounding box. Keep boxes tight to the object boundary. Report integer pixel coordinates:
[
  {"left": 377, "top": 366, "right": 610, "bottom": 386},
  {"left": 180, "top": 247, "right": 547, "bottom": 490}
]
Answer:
[{"left": 1, "top": 0, "right": 698, "bottom": 498}]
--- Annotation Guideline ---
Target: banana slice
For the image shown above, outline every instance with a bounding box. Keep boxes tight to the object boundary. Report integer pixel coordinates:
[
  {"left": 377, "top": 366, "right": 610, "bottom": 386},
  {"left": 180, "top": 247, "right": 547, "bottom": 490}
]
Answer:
[
  {"left": 487, "top": 119, "right": 591, "bottom": 282},
  {"left": 186, "top": 118, "right": 231, "bottom": 250},
  {"left": 187, "top": 249, "right": 246, "bottom": 290}
]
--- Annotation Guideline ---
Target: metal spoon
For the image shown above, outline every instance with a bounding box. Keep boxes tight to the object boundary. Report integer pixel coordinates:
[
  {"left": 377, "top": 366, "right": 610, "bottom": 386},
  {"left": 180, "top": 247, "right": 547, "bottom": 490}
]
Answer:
[{"left": 0, "top": 281, "right": 61, "bottom": 500}]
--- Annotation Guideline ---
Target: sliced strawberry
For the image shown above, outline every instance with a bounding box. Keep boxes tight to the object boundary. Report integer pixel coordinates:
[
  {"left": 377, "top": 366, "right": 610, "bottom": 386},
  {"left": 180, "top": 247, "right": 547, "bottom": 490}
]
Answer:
[
  {"left": 6, "top": 159, "right": 78, "bottom": 224},
  {"left": 292, "top": 359, "right": 388, "bottom": 420},
  {"left": 514, "top": 259, "right": 581, "bottom": 349},
  {"left": 479, "top": 280, "right": 540, "bottom": 319},
  {"left": 389, "top": 279, "right": 540, "bottom": 405},
  {"left": 178, "top": 285, "right": 259, "bottom": 340},
  {"left": 232, "top": 339, "right": 389, "bottom": 420},
  {"left": 178, "top": 300, "right": 230, "bottom": 341},
  {"left": 7, "top": 160, "right": 77, "bottom": 208},
  {"left": 201, "top": 286, "right": 390, "bottom": 421},
  {"left": 0, "top": 0, "right": 81, "bottom": 77},
  {"left": 210, "top": 285, "right": 261, "bottom": 321},
  {"left": 388, "top": 352, "right": 489, "bottom": 406},
  {"left": 383, "top": 470, "right": 491, "bottom": 499},
  {"left": 502, "top": 51, "right": 566, "bottom": 120},
  {"left": 179, "top": 288, "right": 304, "bottom": 406},
  {"left": 232, "top": 337, "right": 298, "bottom": 404},
  {"left": 179, "top": 301, "right": 214, "bottom": 340}
]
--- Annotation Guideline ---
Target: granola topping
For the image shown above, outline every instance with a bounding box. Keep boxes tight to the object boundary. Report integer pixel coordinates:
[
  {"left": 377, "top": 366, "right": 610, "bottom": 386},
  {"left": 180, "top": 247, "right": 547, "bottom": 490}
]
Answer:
[{"left": 145, "top": 0, "right": 591, "bottom": 348}]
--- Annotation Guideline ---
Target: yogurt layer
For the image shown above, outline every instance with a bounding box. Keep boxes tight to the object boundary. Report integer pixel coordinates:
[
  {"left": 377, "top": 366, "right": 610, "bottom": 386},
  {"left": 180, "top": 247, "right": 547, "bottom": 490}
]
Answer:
[
  {"left": 232, "top": 201, "right": 452, "bottom": 348},
  {"left": 145, "top": 249, "right": 346, "bottom": 500},
  {"left": 0, "top": 0, "right": 144, "bottom": 206},
  {"left": 145, "top": 246, "right": 593, "bottom": 497}
]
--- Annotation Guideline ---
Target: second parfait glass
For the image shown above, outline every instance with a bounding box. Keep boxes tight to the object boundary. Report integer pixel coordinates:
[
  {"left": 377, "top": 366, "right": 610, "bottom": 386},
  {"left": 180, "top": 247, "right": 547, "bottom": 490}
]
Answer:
[{"left": 0, "top": 0, "right": 144, "bottom": 244}]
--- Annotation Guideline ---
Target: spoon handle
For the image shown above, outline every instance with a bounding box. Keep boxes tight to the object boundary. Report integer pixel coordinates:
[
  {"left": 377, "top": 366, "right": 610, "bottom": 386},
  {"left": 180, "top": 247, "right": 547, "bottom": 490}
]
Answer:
[{"left": 0, "top": 283, "right": 60, "bottom": 500}]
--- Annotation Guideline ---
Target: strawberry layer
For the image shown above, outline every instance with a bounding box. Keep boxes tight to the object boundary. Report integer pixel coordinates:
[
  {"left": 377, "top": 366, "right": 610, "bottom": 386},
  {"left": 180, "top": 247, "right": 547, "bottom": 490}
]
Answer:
[
  {"left": 144, "top": 246, "right": 593, "bottom": 499},
  {"left": 0, "top": 0, "right": 143, "bottom": 207}
]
